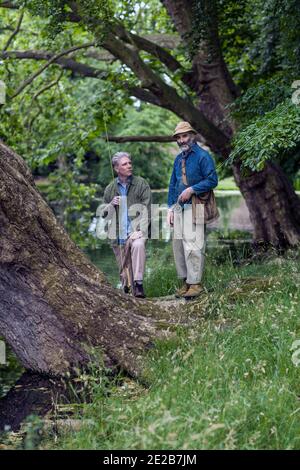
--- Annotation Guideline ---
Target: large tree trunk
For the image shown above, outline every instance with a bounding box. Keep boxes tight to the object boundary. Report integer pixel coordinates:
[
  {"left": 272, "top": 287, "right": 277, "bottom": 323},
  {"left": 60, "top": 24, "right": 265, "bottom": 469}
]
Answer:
[
  {"left": 233, "top": 161, "right": 300, "bottom": 247},
  {"left": 0, "top": 141, "right": 162, "bottom": 378},
  {"left": 0, "top": 372, "right": 63, "bottom": 432},
  {"left": 162, "top": 0, "right": 300, "bottom": 248}
]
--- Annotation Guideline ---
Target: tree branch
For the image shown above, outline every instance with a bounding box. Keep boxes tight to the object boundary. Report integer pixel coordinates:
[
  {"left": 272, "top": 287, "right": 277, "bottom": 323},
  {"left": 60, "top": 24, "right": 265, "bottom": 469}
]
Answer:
[
  {"left": 113, "top": 23, "right": 182, "bottom": 73},
  {"left": 2, "top": 9, "right": 24, "bottom": 51},
  {"left": 24, "top": 72, "right": 64, "bottom": 132},
  {"left": 59, "top": 1, "right": 231, "bottom": 153},
  {"left": 6, "top": 43, "right": 97, "bottom": 99},
  {"left": 0, "top": 26, "right": 15, "bottom": 32},
  {"left": 31, "top": 69, "right": 64, "bottom": 102},
  {"left": 0, "top": 1, "right": 18, "bottom": 8},
  {"left": 125, "top": 85, "right": 162, "bottom": 107},
  {"left": 106, "top": 135, "right": 175, "bottom": 143},
  {"left": 0, "top": 50, "right": 108, "bottom": 79},
  {"left": 105, "top": 135, "right": 209, "bottom": 149},
  {"left": 1, "top": 1, "right": 230, "bottom": 153},
  {"left": 112, "top": 24, "right": 199, "bottom": 94},
  {"left": 102, "top": 33, "right": 230, "bottom": 154}
]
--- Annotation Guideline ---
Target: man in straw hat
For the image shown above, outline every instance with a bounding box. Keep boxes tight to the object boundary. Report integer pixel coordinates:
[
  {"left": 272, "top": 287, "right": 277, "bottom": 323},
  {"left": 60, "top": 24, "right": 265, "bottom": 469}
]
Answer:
[
  {"left": 99, "top": 151, "right": 151, "bottom": 298},
  {"left": 167, "top": 121, "right": 218, "bottom": 299}
]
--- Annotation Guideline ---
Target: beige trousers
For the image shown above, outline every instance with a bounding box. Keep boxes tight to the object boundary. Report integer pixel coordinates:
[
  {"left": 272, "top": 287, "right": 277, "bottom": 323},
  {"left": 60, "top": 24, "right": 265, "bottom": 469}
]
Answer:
[
  {"left": 112, "top": 238, "right": 146, "bottom": 287},
  {"left": 172, "top": 206, "right": 206, "bottom": 285}
]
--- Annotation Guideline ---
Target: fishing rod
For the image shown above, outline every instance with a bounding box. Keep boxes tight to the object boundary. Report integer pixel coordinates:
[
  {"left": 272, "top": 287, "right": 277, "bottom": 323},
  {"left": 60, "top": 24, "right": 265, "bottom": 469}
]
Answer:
[{"left": 101, "top": 104, "right": 134, "bottom": 292}]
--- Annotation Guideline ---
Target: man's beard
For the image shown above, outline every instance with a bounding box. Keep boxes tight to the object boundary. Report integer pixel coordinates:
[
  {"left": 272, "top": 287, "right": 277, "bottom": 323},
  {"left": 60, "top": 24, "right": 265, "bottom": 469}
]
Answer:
[{"left": 178, "top": 139, "right": 194, "bottom": 153}]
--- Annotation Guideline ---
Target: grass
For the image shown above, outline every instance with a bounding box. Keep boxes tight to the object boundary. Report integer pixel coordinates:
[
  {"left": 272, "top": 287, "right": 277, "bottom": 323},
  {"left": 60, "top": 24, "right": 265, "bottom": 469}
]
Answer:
[
  {"left": 38, "top": 244, "right": 300, "bottom": 451},
  {"left": 217, "top": 176, "right": 300, "bottom": 192},
  {"left": 216, "top": 177, "right": 239, "bottom": 191}
]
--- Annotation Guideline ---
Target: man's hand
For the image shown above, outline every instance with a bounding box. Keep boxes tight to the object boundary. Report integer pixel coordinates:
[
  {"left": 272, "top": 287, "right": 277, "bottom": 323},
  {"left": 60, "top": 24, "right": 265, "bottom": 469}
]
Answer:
[
  {"left": 178, "top": 187, "right": 194, "bottom": 203},
  {"left": 167, "top": 209, "right": 174, "bottom": 226},
  {"left": 111, "top": 196, "right": 120, "bottom": 206},
  {"left": 129, "top": 230, "right": 143, "bottom": 240}
]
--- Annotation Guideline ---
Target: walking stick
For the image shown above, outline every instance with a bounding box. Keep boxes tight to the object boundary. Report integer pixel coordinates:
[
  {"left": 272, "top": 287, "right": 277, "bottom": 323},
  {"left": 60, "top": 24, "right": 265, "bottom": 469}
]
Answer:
[{"left": 122, "top": 238, "right": 134, "bottom": 294}]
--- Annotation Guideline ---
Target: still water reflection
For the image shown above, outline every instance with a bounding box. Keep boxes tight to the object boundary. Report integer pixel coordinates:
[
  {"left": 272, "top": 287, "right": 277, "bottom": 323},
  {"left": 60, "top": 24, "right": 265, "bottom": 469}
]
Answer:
[{"left": 87, "top": 191, "right": 253, "bottom": 287}]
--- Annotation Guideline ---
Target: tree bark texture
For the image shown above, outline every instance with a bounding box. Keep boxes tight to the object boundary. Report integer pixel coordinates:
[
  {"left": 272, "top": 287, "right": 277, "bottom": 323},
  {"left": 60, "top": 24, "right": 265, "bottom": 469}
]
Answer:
[
  {"left": 162, "top": 0, "right": 300, "bottom": 247},
  {"left": 1, "top": 1, "right": 300, "bottom": 248},
  {"left": 0, "top": 141, "right": 163, "bottom": 378},
  {"left": 0, "top": 372, "right": 62, "bottom": 432},
  {"left": 233, "top": 161, "right": 300, "bottom": 247}
]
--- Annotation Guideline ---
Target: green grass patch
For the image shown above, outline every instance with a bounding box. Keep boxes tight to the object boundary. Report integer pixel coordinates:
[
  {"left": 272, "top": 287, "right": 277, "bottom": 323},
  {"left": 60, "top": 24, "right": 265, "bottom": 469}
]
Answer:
[
  {"left": 42, "top": 249, "right": 300, "bottom": 450},
  {"left": 217, "top": 177, "right": 239, "bottom": 191}
]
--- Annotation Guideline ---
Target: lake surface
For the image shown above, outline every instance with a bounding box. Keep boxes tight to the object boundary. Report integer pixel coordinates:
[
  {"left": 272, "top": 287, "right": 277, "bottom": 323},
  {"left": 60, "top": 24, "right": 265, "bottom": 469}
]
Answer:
[{"left": 87, "top": 190, "right": 253, "bottom": 287}]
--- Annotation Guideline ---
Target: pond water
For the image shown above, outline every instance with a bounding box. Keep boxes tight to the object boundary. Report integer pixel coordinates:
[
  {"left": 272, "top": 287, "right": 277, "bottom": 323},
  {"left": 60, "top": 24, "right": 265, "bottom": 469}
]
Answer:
[
  {"left": 0, "top": 190, "right": 253, "bottom": 402},
  {"left": 86, "top": 190, "right": 253, "bottom": 287}
]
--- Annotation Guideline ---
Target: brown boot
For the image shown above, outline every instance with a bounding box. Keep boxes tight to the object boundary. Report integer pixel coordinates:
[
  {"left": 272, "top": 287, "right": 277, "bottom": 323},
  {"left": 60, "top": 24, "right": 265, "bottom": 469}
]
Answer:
[
  {"left": 175, "top": 280, "right": 190, "bottom": 298},
  {"left": 183, "top": 283, "right": 204, "bottom": 299}
]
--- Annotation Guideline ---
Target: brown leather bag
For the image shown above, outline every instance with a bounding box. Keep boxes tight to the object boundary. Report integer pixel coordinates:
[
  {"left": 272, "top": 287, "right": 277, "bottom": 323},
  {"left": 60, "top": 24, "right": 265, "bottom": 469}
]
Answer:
[{"left": 181, "top": 157, "right": 219, "bottom": 224}]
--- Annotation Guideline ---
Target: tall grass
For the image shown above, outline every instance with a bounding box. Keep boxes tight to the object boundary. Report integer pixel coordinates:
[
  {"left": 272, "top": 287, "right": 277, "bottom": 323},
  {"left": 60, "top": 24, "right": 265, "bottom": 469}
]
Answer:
[{"left": 45, "top": 248, "right": 300, "bottom": 450}]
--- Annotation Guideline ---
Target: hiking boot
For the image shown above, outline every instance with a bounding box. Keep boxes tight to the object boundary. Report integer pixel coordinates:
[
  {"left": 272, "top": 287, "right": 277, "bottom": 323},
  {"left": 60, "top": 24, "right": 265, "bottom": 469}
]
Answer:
[
  {"left": 123, "top": 285, "right": 130, "bottom": 294},
  {"left": 134, "top": 282, "right": 145, "bottom": 298},
  {"left": 175, "top": 281, "right": 190, "bottom": 298},
  {"left": 183, "top": 283, "right": 204, "bottom": 299}
]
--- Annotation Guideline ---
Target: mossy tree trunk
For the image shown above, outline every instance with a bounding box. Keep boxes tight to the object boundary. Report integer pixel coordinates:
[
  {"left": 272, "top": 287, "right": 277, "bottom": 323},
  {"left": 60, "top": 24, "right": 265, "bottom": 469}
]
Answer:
[
  {"left": 163, "top": 0, "right": 300, "bottom": 247},
  {"left": 0, "top": 141, "right": 161, "bottom": 378},
  {"left": 233, "top": 161, "right": 300, "bottom": 247}
]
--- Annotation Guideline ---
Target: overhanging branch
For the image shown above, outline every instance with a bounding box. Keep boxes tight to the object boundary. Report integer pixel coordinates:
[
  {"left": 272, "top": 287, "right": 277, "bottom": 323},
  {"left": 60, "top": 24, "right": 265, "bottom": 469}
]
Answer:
[
  {"left": 102, "top": 33, "right": 230, "bottom": 154},
  {"left": 0, "top": 50, "right": 108, "bottom": 79},
  {"left": 2, "top": 9, "right": 24, "bottom": 51},
  {"left": 0, "top": 1, "right": 18, "bottom": 8},
  {"left": 113, "top": 23, "right": 182, "bottom": 73},
  {"left": 11, "top": 42, "right": 96, "bottom": 98},
  {"left": 106, "top": 135, "right": 175, "bottom": 143}
]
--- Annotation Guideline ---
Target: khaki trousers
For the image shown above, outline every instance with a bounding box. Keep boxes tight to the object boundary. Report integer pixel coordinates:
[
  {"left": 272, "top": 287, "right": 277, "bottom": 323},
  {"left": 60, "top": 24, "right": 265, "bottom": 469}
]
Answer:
[
  {"left": 112, "top": 238, "right": 146, "bottom": 287},
  {"left": 172, "top": 206, "right": 206, "bottom": 285}
]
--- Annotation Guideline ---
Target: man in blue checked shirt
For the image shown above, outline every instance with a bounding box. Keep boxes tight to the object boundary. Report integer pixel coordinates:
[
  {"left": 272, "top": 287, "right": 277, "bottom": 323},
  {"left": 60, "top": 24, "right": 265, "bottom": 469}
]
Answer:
[
  {"left": 167, "top": 121, "right": 218, "bottom": 299},
  {"left": 100, "top": 152, "right": 151, "bottom": 298}
]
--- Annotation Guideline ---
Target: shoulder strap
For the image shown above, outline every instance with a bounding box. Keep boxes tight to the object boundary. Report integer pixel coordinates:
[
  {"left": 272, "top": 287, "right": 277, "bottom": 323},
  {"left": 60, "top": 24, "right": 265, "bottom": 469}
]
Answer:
[{"left": 181, "top": 157, "right": 188, "bottom": 185}]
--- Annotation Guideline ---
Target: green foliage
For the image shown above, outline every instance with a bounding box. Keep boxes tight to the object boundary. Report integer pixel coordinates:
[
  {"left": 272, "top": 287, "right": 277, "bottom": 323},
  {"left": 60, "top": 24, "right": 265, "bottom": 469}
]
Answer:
[
  {"left": 22, "top": 415, "right": 45, "bottom": 450},
  {"left": 218, "top": 0, "right": 257, "bottom": 87},
  {"left": 0, "top": 342, "right": 24, "bottom": 399},
  {"left": 294, "top": 171, "right": 300, "bottom": 191},
  {"left": 112, "top": 0, "right": 173, "bottom": 34},
  {"left": 143, "top": 243, "right": 179, "bottom": 297},
  {"left": 228, "top": 71, "right": 300, "bottom": 176},
  {"left": 108, "top": 105, "right": 178, "bottom": 189},
  {"left": 216, "top": 177, "right": 238, "bottom": 191},
  {"left": 25, "top": 0, "right": 114, "bottom": 40},
  {"left": 45, "top": 250, "right": 300, "bottom": 450},
  {"left": 250, "top": 0, "right": 300, "bottom": 76},
  {"left": 191, "top": 0, "right": 220, "bottom": 60},
  {"left": 230, "top": 73, "right": 295, "bottom": 126},
  {"left": 229, "top": 99, "right": 300, "bottom": 171},
  {"left": 44, "top": 170, "right": 98, "bottom": 248},
  {"left": 192, "top": 0, "right": 300, "bottom": 89}
]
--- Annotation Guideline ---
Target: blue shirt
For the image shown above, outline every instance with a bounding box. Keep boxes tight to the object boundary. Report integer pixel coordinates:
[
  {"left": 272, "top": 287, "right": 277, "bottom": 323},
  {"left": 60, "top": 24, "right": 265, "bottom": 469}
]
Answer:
[
  {"left": 117, "top": 177, "right": 132, "bottom": 245},
  {"left": 167, "top": 143, "right": 218, "bottom": 208}
]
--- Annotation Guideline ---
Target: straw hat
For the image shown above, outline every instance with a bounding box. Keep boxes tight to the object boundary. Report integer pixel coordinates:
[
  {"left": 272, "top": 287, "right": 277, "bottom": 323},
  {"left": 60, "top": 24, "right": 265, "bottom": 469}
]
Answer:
[{"left": 173, "top": 121, "right": 197, "bottom": 137}]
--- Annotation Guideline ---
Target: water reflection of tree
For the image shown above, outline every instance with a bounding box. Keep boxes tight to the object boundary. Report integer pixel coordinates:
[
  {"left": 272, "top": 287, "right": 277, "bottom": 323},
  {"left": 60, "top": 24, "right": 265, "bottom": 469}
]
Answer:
[{"left": 216, "top": 195, "right": 243, "bottom": 233}]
